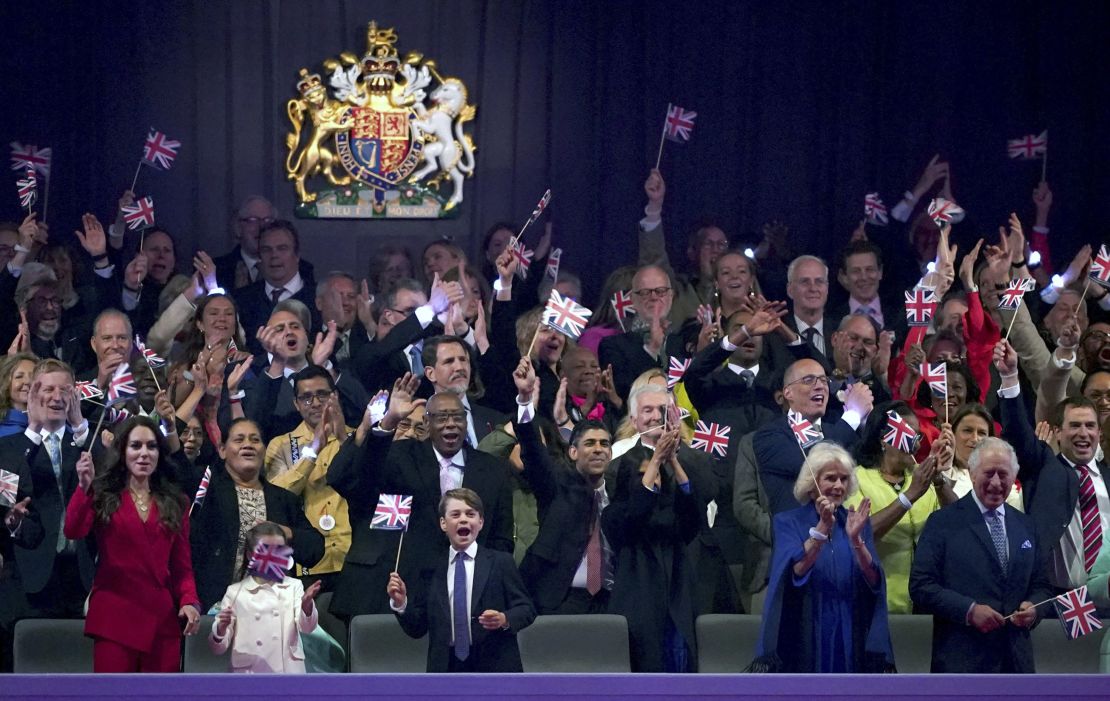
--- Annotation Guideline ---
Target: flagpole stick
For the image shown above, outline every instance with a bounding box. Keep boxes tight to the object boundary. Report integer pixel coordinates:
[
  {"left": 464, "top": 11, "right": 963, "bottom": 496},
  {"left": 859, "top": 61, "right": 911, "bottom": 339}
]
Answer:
[
  {"left": 1003, "top": 297, "right": 1023, "bottom": 341},
  {"left": 614, "top": 310, "right": 626, "bottom": 333},
  {"left": 654, "top": 122, "right": 667, "bottom": 171},
  {"left": 90, "top": 404, "right": 110, "bottom": 453},
  {"left": 148, "top": 364, "right": 161, "bottom": 393},
  {"left": 1002, "top": 596, "right": 1057, "bottom": 621},
  {"left": 524, "top": 323, "right": 542, "bottom": 359},
  {"left": 130, "top": 161, "right": 143, "bottom": 193},
  {"left": 1076, "top": 276, "right": 1092, "bottom": 321},
  {"left": 1041, "top": 147, "right": 1048, "bottom": 184},
  {"left": 393, "top": 529, "right": 406, "bottom": 572}
]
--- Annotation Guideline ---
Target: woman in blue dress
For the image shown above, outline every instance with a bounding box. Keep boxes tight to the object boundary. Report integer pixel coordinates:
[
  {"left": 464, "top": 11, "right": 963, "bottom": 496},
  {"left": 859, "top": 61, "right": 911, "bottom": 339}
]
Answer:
[{"left": 752, "top": 441, "right": 895, "bottom": 673}]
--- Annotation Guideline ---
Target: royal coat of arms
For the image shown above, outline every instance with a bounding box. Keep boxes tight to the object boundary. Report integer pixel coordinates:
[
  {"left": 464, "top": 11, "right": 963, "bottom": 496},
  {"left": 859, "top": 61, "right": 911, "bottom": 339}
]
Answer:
[{"left": 284, "top": 21, "right": 477, "bottom": 219}]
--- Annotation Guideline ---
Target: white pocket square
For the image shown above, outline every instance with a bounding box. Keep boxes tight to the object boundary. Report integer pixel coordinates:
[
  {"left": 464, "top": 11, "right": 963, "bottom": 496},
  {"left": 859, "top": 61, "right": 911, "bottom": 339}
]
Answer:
[{"left": 1021, "top": 540, "right": 1033, "bottom": 549}]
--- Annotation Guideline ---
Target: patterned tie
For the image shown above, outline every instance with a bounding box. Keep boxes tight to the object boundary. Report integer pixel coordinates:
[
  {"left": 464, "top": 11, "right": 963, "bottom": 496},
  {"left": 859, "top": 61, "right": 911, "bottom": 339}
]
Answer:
[
  {"left": 409, "top": 345, "right": 424, "bottom": 376},
  {"left": 1077, "top": 465, "right": 1103, "bottom": 572},
  {"left": 270, "top": 287, "right": 286, "bottom": 304},
  {"left": 45, "top": 433, "right": 62, "bottom": 480},
  {"left": 586, "top": 491, "right": 602, "bottom": 596},
  {"left": 440, "top": 456, "right": 461, "bottom": 495},
  {"left": 739, "top": 369, "right": 755, "bottom": 389},
  {"left": 985, "top": 509, "right": 1008, "bottom": 573},
  {"left": 453, "top": 550, "right": 470, "bottom": 661}
]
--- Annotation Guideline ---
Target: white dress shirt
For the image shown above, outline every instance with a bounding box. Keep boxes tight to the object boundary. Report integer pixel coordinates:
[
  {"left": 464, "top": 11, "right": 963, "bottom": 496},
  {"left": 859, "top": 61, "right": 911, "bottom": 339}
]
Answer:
[
  {"left": 265, "top": 272, "right": 304, "bottom": 303},
  {"left": 795, "top": 316, "right": 826, "bottom": 355},
  {"left": 433, "top": 446, "right": 467, "bottom": 494}
]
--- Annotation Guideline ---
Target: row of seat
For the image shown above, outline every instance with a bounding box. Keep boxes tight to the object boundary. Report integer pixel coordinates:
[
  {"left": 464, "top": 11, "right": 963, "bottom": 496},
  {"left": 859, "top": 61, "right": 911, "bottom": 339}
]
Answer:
[{"left": 12, "top": 607, "right": 1107, "bottom": 673}]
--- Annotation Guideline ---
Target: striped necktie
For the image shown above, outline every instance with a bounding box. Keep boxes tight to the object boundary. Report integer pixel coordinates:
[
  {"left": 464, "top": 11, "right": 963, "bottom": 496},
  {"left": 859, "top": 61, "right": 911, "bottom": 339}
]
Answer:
[{"left": 1077, "top": 465, "right": 1103, "bottom": 572}]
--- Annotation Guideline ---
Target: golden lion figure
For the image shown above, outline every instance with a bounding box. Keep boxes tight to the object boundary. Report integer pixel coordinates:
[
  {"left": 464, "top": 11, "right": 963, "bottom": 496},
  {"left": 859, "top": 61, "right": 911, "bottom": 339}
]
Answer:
[{"left": 285, "top": 69, "right": 352, "bottom": 203}]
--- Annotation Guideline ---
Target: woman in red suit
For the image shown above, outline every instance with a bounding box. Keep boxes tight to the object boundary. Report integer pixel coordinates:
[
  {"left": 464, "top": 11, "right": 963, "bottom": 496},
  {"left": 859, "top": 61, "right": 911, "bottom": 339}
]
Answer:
[{"left": 65, "top": 415, "right": 202, "bottom": 672}]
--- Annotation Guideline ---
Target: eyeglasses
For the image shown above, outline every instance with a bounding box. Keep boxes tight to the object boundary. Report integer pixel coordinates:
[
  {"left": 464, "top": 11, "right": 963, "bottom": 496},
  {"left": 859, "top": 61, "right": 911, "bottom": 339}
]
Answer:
[
  {"left": 632, "top": 286, "right": 672, "bottom": 299},
  {"left": 295, "top": 390, "right": 334, "bottom": 405},
  {"left": 397, "top": 418, "right": 429, "bottom": 437},
  {"left": 239, "top": 216, "right": 274, "bottom": 226},
  {"left": 388, "top": 306, "right": 418, "bottom": 318},
  {"left": 427, "top": 410, "right": 467, "bottom": 425},
  {"left": 786, "top": 374, "right": 830, "bottom": 388}
]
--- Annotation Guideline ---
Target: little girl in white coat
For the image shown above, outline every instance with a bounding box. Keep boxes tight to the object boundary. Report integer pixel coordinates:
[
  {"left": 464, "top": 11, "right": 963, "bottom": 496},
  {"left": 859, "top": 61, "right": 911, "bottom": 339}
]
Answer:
[{"left": 209, "top": 521, "right": 322, "bottom": 673}]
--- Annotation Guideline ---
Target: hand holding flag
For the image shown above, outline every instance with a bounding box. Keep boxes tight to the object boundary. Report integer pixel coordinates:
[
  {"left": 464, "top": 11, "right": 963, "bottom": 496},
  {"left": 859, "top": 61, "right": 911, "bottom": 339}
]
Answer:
[{"left": 655, "top": 103, "right": 697, "bottom": 168}]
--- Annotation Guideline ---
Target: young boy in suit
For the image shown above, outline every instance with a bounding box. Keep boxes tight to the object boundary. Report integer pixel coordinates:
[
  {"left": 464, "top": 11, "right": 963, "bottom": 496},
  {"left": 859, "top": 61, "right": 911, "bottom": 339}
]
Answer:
[{"left": 388, "top": 488, "right": 536, "bottom": 672}]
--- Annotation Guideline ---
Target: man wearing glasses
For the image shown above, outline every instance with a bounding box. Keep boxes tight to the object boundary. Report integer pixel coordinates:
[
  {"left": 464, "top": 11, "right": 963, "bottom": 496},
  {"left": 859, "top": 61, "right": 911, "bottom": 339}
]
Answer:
[
  {"left": 751, "top": 358, "right": 872, "bottom": 514},
  {"left": 264, "top": 365, "right": 353, "bottom": 594},
  {"left": 214, "top": 196, "right": 315, "bottom": 291},
  {"left": 599, "top": 264, "right": 687, "bottom": 398}
]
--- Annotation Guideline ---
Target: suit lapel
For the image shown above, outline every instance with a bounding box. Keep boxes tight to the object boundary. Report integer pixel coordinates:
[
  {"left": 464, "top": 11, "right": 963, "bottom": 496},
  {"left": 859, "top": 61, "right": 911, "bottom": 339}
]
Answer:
[{"left": 470, "top": 548, "right": 492, "bottom": 616}]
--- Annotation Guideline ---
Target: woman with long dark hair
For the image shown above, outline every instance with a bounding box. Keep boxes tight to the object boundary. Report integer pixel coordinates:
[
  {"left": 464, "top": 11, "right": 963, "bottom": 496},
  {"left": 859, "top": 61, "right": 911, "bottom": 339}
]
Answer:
[{"left": 64, "top": 416, "right": 201, "bottom": 672}]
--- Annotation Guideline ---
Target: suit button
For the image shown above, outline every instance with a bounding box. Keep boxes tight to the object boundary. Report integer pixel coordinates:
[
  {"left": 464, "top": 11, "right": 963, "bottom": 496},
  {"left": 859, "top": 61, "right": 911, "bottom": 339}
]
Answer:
[
  {"left": 273, "top": 610, "right": 279, "bottom": 617},
  {"left": 255, "top": 613, "right": 261, "bottom": 620},
  {"left": 256, "top": 640, "right": 263, "bottom": 646}
]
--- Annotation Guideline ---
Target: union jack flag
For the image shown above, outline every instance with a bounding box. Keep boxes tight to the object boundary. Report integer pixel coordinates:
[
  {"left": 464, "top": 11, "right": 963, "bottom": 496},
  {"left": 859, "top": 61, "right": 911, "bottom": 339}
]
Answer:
[
  {"left": 788, "top": 410, "right": 822, "bottom": 451},
  {"left": 998, "top": 278, "right": 1035, "bottom": 311},
  {"left": 691, "top": 421, "right": 730, "bottom": 457},
  {"left": 545, "top": 247, "right": 561, "bottom": 281},
  {"left": 1089, "top": 245, "right": 1110, "bottom": 289},
  {"left": 905, "top": 287, "right": 937, "bottom": 327},
  {"left": 667, "top": 356, "right": 690, "bottom": 389},
  {"left": 248, "top": 542, "right": 294, "bottom": 582},
  {"left": 193, "top": 466, "right": 212, "bottom": 509},
  {"left": 927, "top": 197, "right": 964, "bottom": 228},
  {"left": 134, "top": 335, "right": 165, "bottom": 368},
  {"left": 75, "top": 380, "right": 103, "bottom": 401},
  {"left": 106, "top": 366, "right": 137, "bottom": 403},
  {"left": 920, "top": 362, "right": 948, "bottom": 398},
  {"left": 16, "top": 168, "right": 36, "bottom": 208},
  {"left": 525, "top": 189, "right": 552, "bottom": 228},
  {"left": 227, "top": 338, "right": 239, "bottom": 355},
  {"left": 371, "top": 493, "right": 413, "bottom": 530},
  {"left": 1055, "top": 585, "right": 1103, "bottom": 639},
  {"left": 121, "top": 196, "right": 156, "bottom": 230},
  {"left": 611, "top": 289, "right": 636, "bottom": 320},
  {"left": 0, "top": 468, "right": 18, "bottom": 507},
  {"left": 1007, "top": 130, "right": 1048, "bottom": 160},
  {"left": 142, "top": 130, "right": 181, "bottom": 170},
  {"left": 511, "top": 240, "right": 534, "bottom": 280},
  {"left": 542, "top": 289, "right": 592, "bottom": 340},
  {"left": 663, "top": 104, "right": 697, "bottom": 143},
  {"left": 864, "top": 192, "right": 888, "bottom": 226},
  {"left": 882, "top": 410, "right": 920, "bottom": 454},
  {"left": 10, "top": 143, "right": 51, "bottom": 177}
]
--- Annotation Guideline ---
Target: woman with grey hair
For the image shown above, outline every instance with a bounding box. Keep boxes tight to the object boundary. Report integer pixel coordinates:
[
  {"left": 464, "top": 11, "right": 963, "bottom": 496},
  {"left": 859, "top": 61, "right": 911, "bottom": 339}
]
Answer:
[{"left": 751, "top": 442, "right": 895, "bottom": 672}]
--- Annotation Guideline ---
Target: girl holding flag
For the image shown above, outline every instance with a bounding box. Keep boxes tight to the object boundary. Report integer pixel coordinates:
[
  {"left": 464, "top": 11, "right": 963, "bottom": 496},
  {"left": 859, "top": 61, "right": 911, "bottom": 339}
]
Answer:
[{"left": 209, "top": 521, "right": 321, "bottom": 673}]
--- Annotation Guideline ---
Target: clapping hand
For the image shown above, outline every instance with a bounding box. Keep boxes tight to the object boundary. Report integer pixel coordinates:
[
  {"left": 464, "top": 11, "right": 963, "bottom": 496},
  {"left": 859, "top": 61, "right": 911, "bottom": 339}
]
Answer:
[{"left": 301, "top": 580, "right": 322, "bottom": 616}]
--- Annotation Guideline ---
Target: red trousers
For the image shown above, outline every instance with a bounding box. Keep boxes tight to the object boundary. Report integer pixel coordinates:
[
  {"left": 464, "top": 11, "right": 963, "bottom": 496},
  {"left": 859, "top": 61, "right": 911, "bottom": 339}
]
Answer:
[{"left": 93, "top": 636, "right": 182, "bottom": 673}]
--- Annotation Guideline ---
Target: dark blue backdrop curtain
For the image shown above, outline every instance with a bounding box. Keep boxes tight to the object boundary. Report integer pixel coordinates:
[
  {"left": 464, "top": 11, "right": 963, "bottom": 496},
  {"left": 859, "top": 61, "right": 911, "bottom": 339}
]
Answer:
[{"left": 2, "top": 0, "right": 1107, "bottom": 305}]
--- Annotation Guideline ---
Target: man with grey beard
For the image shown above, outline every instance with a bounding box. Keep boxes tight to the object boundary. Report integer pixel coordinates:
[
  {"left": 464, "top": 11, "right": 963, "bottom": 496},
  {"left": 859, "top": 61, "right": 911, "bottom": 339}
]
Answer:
[
  {"left": 17, "top": 268, "right": 92, "bottom": 372},
  {"left": 420, "top": 335, "right": 504, "bottom": 446}
]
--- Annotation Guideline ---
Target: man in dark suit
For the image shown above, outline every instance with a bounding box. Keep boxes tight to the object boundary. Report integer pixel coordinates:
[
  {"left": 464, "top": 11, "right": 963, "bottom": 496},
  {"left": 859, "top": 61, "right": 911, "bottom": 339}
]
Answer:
[
  {"left": 910, "top": 437, "right": 1051, "bottom": 673},
  {"left": 21, "top": 278, "right": 94, "bottom": 376},
  {"left": 235, "top": 220, "right": 320, "bottom": 353},
  {"left": 387, "top": 488, "right": 535, "bottom": 673},
  {"left": 753, "top": 358, "right": 871, "bottom": 513},
  {"left": 189, "top": 417, "right": 324, "bottom": 609},
  {"left": 214, "top": 196, "right": 315, "bottom": 291},
  {"left": 314, "top": 271, "right": 373, "bottom": 372},
  {"left": 828, "top": 239, "right": 902, "bottom": 337},
  {"left": 995, "top": 338, "right": 1110, "bottom": 592},
  {"left": 0, "top": 359, "right": 95, "bottom": 618},
  {"left": 511, "top": 358, "right": 614, "bottom": 614},
  {"left": 327, "top": 375, "right": 513, "bottom": 618},
  {"left": 422, "top": 336, "right": 504, "bottom": 446},
  {"left": 599, "top": 264, "right": 688, "bottom": 398},
  {"left": 823, "top": 312, "right": 893, "bottom": 423},
  {"left": 242, "top": 300, "right": 367, "bottom": 442},
  {"left": 784, "top": 255, "right": 836, "bottom": 367}
]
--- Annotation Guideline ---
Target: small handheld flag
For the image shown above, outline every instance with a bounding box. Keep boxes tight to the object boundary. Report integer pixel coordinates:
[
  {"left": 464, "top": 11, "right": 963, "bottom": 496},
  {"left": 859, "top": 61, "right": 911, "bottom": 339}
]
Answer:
[
  {"left": 527, "top": 189, "right": 551, "bottom": 228},
  {"left": 545, "top": 247, "right": 561, "bottom": 281},
  {"left": 1055, "top": 586, "right": 1102, "bottom": 640},
  {"left": 16, "top": 168, "right": 36, "bottom": 209},
  {"left": 106, "top": 365, "right": 138, "bottom": 403},
  {"left": 927, "top": 197, "right": 964, "bottom": 228},
  {"left": 511, "top": 240, "right": 534, "bottom": 280},
  {"left": 1089, "top": 245, "right": 1110, "bottom": 289},
  {"left": 193, "top": 466, "right": 212, "bottom": 509},
  {"left": 248, "top": 542, "right": 294, "bottom": 582},
  {"left": 542, "top": 289, "right": 593, "bottom": 340},
  {"left": 920, "top": 362, "right": 948, "bottom": 398},
  {"left": 667, "top": 356, "right": 690, "bottom": 389},
  {"left": 371, "top": 494, "right": 413, "bottom": 530},
  {"left": 1007, "top": 131, "right": 1048, "bottom": 160},
  {"left": 0, "top": 468, "right": 19, "bottom": 507},
  {"left": 75, "top": 381, "right": 104, "bottom": 401},
  {"left": 663, "top": 104, "right": 697, "bottom": 143},
  {"left": 882, "top": 411, "right": 920, "bottom": 454},
  {"left": 998, "top": 278, "right": 1035, "bottom": 311},
  {"left": 788, "top": 410, "right": 822, "bottom": 451},
  {"left": 864, "top": 193, "right": 888, "bottom": 226},
  {"left": 121, "top": 196, "right": 156, "bottom": 230},
  {"left": 9, "top": 142, "right": 52, "bottom": 178},
  {"left": 691, "top": 421, "right": 730, "bottom": 457},
  {"left": 611, "top": 290, "right": 635, "bottom": 320},
  {"left": 135, "top": 335, "right": 166, "bottom": 368},
  {"left": 142, "top": 130, "right": 181, "bottom": 170},
  {"left": 905, "top": 288, "right": 938, "bottom": 327}
]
